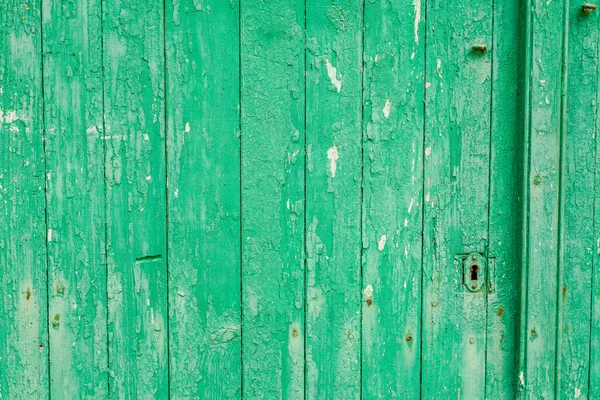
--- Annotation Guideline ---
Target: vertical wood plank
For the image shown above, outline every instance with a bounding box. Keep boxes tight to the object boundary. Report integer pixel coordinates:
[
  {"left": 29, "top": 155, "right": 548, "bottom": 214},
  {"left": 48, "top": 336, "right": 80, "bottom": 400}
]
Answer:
[
  {"left": 0, "top": 1, "right": 49, "bottom": 397},
  {"left": 240, "top": 0, "right": 305, "bottom": 397},
  {"left": 41, "top": 0, "right": 108, "bottom": 397},
  {"left": 102, "top": 0, "right": 169, "bottom": 397},
  {"left": 361, "top": 0, "right": 424, "bottom": 397},
  {"left": 518, "top": 0, "right": 567, "bottom": 396},
  {"left": 165, "top": 0, "right": 241, "bottom": 398},
  {"left": 591, "top": 53, "right": 600, "bottom": 395},
  {"left": 557, "top": 3, "right": 598, "bottom": 399},
  {"left": 304, "top": 1, "right": 362, "bottom": 398},
  {"left": 420, "top": 0, "right": 493, "bottom": 396},
  {"left": 485, "top": 0, "right": 522, "bottom": 396}
]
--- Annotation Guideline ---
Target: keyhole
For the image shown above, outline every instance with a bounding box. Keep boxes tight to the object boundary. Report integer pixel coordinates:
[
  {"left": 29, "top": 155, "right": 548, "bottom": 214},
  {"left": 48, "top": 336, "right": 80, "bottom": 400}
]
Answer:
[{"left": 470, "top": 264, "right": 479, "bottom": 281}]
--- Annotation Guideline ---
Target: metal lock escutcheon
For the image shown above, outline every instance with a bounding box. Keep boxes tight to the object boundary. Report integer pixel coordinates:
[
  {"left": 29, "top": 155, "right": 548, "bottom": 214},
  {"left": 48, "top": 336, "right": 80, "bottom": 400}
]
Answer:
[{"left": 462, "top": 252, "right": 486, "bottom": 293}]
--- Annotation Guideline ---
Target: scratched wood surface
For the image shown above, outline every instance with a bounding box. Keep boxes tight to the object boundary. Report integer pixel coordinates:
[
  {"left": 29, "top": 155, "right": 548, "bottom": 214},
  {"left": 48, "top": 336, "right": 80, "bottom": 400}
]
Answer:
[{"left": 2, "top": 0, "right": 600, "bottom": 398}]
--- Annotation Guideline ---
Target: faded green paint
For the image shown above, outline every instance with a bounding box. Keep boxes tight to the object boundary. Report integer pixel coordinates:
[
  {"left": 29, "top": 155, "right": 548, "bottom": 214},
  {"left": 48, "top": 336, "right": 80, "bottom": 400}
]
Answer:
[
  {"left": 305, "top": 1, "right": 362, "bottom": 398},
  {"left": 518, "top": 0, "right": 568, "bottom": 397},
  {"left": 362, "top": 0, "right": 424, "bottom": 397},
  {"left": 42, "top": 0, "right": 108, "bottom": 397},
  {"left": 103, "top": 0, "right": 168, "bottom": 397},
  {"left": 0, "top": 1, "right": 49, "bottom": 398},
  {"left": 166, "top": 0, "right": 241, "bottom": 398},
  {"left": 3, "top": 0, "right": 600, "bottom": 398},
  {"left": 421, "top": 0, "right": 493, "bottom": 397},
  {"left": 240, "top": 0, "right": 305, "bottom": 398},
  {"left": 485, "top": 0, "right": 522, "bottom": 395}
]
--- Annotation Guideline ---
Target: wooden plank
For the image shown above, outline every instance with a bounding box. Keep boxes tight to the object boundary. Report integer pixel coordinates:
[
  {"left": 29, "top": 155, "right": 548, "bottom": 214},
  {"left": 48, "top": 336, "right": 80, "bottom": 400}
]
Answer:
[
  {"left": 420, "top": 0, "right": 493, "bottom": 396},
  {"left": 0, "top": 1, "right": 49, "bottom": 397},
  {"left": 556, "top": 3, "right": 598, "bottom": 399},
  {"left": 361, "top": 0, "right": 424, "bottom": 397},
  {"left": 304, "top": 1, "right": 362, "bottom": 398},
  {"left": 240, "top": 0, "right": 305, "bottom": 397},
  {"left": 102, "top": 0, "right": 168, "bottom": 397},
  {"left": 484, "top": 0, "right": 522, "bottom": 396},
  {"left": 41, "top": 0, "right": 108, "bottom": 397},
  {"left": 165, "top": 0, "right": 241, "bottom": 397},
  {"left": 517, "top": 0, "right": 568, "bottom": 396},
  {"left": 589, "top": 8, "right": 600, "bottom": 398}
]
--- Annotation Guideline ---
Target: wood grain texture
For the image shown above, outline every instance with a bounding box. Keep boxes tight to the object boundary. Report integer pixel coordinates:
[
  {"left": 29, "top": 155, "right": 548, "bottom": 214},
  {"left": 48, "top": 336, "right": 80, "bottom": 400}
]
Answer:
[
  {"left": 591, "top": 29, "right": 600, "bottom": 394},
  {"left": 0, "top": 1, "right": 49, "bottom": 398},
  {"left": 4, "top": 1, "right": 600, "bottom": 398},
  {"left": 420, "top": 0, "right": 492, "bottom": 396},
  {"left": 165, "top": 0, "right": 242, "bottom": 398},
  {"left": 102, "top": 0, "right": 169, "bottom": 397},
  {"left": 240, "top": 0, "right": 305, "bottom": 398},
  {"left": 557, "top": 3, "right": 598, "bottom": 399},
  {"left": 304, "top": 1, "right": 362, "bottom": 398},
  {"left": 485, "top": 0, "right": 522, "bottom": 396},
  {"left": 361, "top": 0, "right": 425, "bottom": 397},
  {"left": 518, "top": 0, "right": 568, "bottom": 397},
  {"left": 41, "top": 0, "right": 108, "bottom": 397}
]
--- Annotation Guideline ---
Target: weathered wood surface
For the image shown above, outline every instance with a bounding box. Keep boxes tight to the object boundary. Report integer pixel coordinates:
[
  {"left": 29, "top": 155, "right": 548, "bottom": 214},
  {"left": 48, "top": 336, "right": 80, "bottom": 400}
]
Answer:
[
  {"left": 2, "top": 0, "right": 600, "bottom": 398},
  {"left": 42, "top": 0, "right": 107, "bottom": 397},
  {"left": 0, "top": 1, "right": 49, "bottom": 398},
  {"left": 362, "top": 0, "right": 424, "bottom": 397},
  {"left": 166, "top": 0, "right": 241, "bottom": 398},
  {"left": 103, "top": 0, "right": 169, "bottom": 397},
  {"left": 305, "top": 1, "right": 363, "bottom": 399}
]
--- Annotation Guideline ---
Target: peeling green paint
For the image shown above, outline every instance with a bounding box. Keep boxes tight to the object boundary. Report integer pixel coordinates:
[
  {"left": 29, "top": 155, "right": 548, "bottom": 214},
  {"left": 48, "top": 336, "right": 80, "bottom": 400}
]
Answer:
[{"left": 2, "top": 0, "right": 600, "bottom": 398}]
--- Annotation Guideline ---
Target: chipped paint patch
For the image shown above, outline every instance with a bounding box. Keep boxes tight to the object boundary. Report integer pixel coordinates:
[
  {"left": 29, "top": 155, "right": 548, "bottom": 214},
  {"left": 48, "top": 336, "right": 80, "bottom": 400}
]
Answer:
[
  {"left": 327, "top": 145, "right": 339, "bottom": 178},
  {"left": 325, "top": 58, "right": 342, "bottom": 92},
  {"left": 185, "top": 122, "right": 190, "bottom": 133},
  {"left": 519, "top": 371, "right": 525, "bottom": 386},
  {"left": 0, "top": 110, "right": 18, "bottom": 124},
  {"left": 378, "top": 234, "right": 387, "bottom": 251},
  {"left": 413, "top": 0, "right": 421, "bottom": 44},
  {"left": 363, "top": 284, "right": 373, "bottom": 298},
  {"left": 408, "top": 198, "right": 415, "bottom": 213},
  {"left": 382, "top": 99, "right": 392, "bottom": 119},
  {"left": 575, "top": 388, "right": 581, "bottom": 398}
]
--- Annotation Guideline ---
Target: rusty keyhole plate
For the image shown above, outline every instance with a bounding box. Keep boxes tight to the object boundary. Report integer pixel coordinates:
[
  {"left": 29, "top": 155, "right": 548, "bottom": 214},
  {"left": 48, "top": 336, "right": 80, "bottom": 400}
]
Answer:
[{"left": 463, "top": 252, "right": 486, "bottom": 293}]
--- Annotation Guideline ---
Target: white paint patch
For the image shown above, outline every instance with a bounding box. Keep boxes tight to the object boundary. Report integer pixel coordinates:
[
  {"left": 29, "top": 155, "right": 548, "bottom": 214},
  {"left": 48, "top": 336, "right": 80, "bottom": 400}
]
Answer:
[
  {"left": 425, "top": 147, "right": 431, "bottom": 156},
  {"left": 404, "top": 218, "right": 409, "bottom": 227},
  {"left": 174, "top": 189, "right": 179, "bottom": 198},
  {"left": 378, "top": 234, "right": 387, "bottom": 251},
  {"left": 363, "top": 284, "right": 373, "bottom": 298},
  {"left": 575, "top": 388, "right": 581, "bottom": 398},
  {"left": 382, "top": 99, "right": 392, "bottom": 119},
  {"left": 408, "top": 198, "right": 415, "bottom": 213},
  {"left": 413, "top": 0, "right": 421, "bottom": 44},
  {"left": 327, "top": 145, "right": 339, "bottom": 178},
  {"left": 325, "top": 58, "right": 343, "bottom": 92},
  {"left": 86, "top": 126, "right": 98, "bottom": 134},
  {"left": 0, "top": 110, "right": 18, "bottom": 124},
  {"left": 519, "top": 371, "right": 525, "bottom": 386},
  {"left": 146, "top": 175, "right": 151, "bottom": 181},
  {"left": 425, "top": 82, "right": 431, "bottom": 88},
  {"left": 47, "top": 229, "right": 52, "bottom": 242},
  {"left": 185, "top": 122, "right": 190, "bottom": 133},
  {"left": 143, "top": 134, "right": 149, "bottom": 141}
]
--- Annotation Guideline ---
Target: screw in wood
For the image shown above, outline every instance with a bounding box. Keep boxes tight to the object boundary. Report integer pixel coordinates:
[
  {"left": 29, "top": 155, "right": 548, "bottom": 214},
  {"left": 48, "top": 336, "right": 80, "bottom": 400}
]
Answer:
[{"left": 582, "top": 3, "right": 597, "bottom": 12}]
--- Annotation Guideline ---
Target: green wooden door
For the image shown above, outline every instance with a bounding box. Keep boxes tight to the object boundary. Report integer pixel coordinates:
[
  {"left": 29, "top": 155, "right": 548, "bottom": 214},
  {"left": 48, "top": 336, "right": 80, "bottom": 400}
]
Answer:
[{"left": 1, "top": 0, "right": 599, "bottom": 398}]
